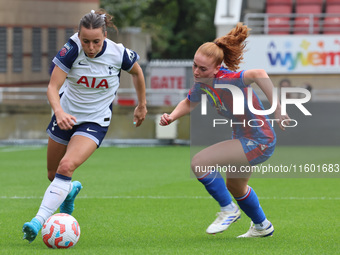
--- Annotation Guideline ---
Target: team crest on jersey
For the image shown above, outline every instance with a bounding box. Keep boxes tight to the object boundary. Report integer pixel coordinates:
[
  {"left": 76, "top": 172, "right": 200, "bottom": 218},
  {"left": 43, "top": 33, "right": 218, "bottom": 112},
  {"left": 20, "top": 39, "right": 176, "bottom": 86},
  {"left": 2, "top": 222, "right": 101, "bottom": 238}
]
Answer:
[
  {"left": 108, "top": 66, "right": 113, "bottom": 75},
  {"left": 59, "top": 42, "right": 73, "bottom": 58}
]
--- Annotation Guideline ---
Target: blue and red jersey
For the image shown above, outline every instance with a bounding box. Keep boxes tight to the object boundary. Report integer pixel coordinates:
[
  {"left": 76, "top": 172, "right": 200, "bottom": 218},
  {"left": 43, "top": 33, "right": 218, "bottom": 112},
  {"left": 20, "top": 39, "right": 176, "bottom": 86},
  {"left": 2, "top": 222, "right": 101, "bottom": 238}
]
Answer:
[{"left": 188, "top": 67, "right": 276, "bottom": 165}]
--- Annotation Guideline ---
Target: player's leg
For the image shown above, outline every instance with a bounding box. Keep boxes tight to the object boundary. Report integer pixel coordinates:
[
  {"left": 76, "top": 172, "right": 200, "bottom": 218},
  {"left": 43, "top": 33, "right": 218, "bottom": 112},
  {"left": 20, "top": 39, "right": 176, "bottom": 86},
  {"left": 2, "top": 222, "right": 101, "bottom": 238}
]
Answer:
[
  {"left": 227, "top": 178, "right": 274, "bottom": 237},
  {"left": 56, "top": 135, "right": 97, "bottom": 177},
  {"left": 58, "top": 135, "right": 97, "bottom": 214},
  {"left": 23, "top": 135, "right": 96, "bottom": 243},
  {"left": 46, "top": 137, "right": 82, "bottom": 214},
  {"left": 45, "top": 125, "right": 85, "bottom": 216},
  {"left": 58, "top": 123, "right": 107, "bottom": 216},
  {"left": 230, "top": 178, "right": 274, "bottom": 237},
  {"left": 224, "top": 140, "right": 274, "bottom": 238},
  {"left": 191, "top": 139, "right": 248, "bottom": 234},
  {"left": 46, "top": 137, "right": 83, "bottom": 215},
  {"left": 47, "top": 137, "right": 67, "bottom": 181},
  {"left": 22, "top": 137, "right": 68, "bottom": 243}
]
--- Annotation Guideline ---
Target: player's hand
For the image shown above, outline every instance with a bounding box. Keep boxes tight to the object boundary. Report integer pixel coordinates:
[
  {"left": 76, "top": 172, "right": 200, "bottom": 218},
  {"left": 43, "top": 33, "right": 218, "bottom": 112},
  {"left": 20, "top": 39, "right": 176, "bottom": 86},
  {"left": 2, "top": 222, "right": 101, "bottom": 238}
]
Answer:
[
  {"left": 133, "top": 104, "right": 147, "bottom": 127},
  {"left": 55, "top": 111, "right": 77, "bottom": 130},
  {"left": 159, "top": 113, "right": 173, "bottom": 126},
  {"left": 274, "top": 108, "right": 290, "bottom": 131}
]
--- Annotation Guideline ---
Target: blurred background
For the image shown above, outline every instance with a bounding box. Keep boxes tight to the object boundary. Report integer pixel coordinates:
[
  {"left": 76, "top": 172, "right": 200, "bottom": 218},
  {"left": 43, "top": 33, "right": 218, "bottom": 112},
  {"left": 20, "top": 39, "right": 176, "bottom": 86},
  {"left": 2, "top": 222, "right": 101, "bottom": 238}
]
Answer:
[{"left": 0, "top": 0, "right": 339, "bottom": 146}]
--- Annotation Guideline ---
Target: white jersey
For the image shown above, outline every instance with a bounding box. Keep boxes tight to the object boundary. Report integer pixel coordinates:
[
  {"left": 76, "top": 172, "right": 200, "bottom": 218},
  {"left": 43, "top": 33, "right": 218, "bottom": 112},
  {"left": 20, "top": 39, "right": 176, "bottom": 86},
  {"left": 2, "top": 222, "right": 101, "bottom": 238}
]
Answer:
[{"left": 53, "top": 33, "right": 139, "bottom": 127}]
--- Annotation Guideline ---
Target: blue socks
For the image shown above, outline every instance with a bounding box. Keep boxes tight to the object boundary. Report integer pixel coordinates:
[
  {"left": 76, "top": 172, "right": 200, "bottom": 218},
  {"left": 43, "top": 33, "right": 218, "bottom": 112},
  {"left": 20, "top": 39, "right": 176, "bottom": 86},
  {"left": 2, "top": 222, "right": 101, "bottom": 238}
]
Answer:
[
  {"left": 234, "top": 186, "right": 266, "bottom": 224},
  {"left": 197, "top": 171, "right": 232, "bottom": 207},
  {"left": 197, "top": 173, "right": 268, "bottom": 227}
]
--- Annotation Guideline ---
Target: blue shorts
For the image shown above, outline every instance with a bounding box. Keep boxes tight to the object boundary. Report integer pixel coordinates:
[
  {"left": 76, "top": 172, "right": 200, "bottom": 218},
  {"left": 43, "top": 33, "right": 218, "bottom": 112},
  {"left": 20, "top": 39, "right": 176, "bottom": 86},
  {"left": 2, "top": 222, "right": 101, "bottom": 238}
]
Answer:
[
  {"left": 46, "top": 114, "right": 108, "bottom": 147},
  {"left": 238, "top": 137, "right": 276, "bottom": 166}
]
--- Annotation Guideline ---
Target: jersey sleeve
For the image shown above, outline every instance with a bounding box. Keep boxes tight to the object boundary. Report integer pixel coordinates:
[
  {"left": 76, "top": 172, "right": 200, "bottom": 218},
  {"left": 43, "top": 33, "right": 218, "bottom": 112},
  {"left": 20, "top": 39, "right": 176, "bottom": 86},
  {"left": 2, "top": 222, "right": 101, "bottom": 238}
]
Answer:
[
  {"left": 121, "top": 48, "right": 140, "bottom": 72},
  {"left": 52, "top": 38, "right": 79, "bottom": 73},
  {"left": 187, "top": 82, "right": 204, "bottom": 102}
]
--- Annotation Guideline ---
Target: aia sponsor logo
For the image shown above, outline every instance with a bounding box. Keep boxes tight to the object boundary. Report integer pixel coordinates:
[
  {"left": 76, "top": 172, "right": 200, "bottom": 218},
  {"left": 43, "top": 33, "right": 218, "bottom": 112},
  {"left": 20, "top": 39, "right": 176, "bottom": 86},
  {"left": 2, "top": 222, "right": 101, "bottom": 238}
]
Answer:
[{"left": 77, "top": 76, "right": 109, "bottom": 89}]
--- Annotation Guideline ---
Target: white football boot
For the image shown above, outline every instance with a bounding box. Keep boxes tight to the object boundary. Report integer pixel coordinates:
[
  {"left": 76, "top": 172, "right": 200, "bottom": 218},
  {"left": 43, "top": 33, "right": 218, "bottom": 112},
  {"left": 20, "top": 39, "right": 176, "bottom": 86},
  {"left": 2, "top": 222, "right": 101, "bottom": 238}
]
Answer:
[
  {"left": 237, "top": 221, "right": 274, "bottom": 238},
  {"left": 206, "top": 207, "right": 241, "bottom": 234}
]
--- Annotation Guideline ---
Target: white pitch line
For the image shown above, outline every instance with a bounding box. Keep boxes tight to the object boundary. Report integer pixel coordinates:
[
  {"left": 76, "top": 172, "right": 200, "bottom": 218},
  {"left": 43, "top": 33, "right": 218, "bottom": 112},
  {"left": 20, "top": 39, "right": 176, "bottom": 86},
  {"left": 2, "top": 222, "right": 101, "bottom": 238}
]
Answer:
[
  {"left": 0, "top": 147, "right": 43, "bottom": 153},
  {"left": 0, "top": 195, "right": 339, "bottom": 200}
]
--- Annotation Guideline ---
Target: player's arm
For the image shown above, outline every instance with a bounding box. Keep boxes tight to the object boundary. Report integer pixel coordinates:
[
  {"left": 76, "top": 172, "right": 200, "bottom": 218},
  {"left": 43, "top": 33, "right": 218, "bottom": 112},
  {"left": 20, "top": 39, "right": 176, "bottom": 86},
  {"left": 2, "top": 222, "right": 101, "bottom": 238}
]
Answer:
[
  {"left": 47, "top": 66, "right": 76, "bottom": 130},
  {"left": 128, "top": 62, "right": 147, "bottom": 127},
  {"left": 159, "top": 98, "right": 198, "bottom": 126},
  {"left": 243, "top": 69, "right": 290, "bottom": 131}
]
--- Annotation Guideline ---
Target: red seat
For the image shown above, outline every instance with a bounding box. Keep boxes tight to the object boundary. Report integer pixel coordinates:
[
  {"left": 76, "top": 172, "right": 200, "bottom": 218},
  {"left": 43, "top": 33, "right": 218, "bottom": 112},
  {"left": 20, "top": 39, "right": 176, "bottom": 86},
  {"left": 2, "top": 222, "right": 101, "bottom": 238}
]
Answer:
[
  {"left": 266, "top": 6, "right": 292, "bottom": 34},
  {"left": 267, "top": 0, "right": 293, "bottom": 4},
  {"left": 266, "top": 1, "right": 293, "bottom": 34},
  {"left": 324, "top": 1, "right": 340, "bottom": 34},
  {"left": 296, "top": 4, "right": 322, "bottom": 13},
  {"left": 267, "top": 5, "right": 292, "bottom": 14},
  {"left": 323, "top": 17, "right": 340, "bottom": 33},
  {"left": 268, "top": 17, "right": 291, "bottom": 34},
  {"left": 294, "top": 17, "right": 320, "bottom": 34},
  {"left": 294, "top": 4, "right": 322, "bottom": 34},
  {"left": 325, "top": 4, "right": 340, "bottom": 12},
  {"left": 326, "top": 0, "right": 340, "bottom": 4},
  {"left": 296, "top": 0, "right": 323, "bottom": 4}
]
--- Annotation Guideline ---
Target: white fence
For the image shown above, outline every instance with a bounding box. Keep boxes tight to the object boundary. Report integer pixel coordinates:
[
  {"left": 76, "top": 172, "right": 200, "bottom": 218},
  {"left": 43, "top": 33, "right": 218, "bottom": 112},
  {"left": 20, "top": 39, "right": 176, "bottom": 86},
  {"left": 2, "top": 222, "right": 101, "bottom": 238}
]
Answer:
[
  {"left": 0, "top": 87, "right": 47, "bottom": 102},
  {"left": 0, "top": 87, "right": 189, "bottom": 106},
  {"left": 0, "top": 87, "right": 339, "bottom": 105}
]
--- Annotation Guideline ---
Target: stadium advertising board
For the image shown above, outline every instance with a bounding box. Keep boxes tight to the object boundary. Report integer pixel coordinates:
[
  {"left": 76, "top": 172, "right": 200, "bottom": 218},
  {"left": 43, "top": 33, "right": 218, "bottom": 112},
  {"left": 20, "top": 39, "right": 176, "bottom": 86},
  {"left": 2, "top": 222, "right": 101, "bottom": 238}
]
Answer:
[
  {"left": 150, "top": 67, "right": 185, "bottom": 90},
  {"left": 241, "top": 35, "right": 340, "bottom": 74},
  {"left": 148, "top": 67, "right": 186, "bottom": 106}
]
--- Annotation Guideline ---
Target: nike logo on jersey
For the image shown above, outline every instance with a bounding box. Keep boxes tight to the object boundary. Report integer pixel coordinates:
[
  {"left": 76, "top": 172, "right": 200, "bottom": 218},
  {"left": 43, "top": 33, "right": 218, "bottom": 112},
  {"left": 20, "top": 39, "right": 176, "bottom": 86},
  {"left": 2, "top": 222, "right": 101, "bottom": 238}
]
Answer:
[
  {"left": 86, "top": 127, "right": 97, "bottom": 132},
  {"left": 260, "top": 144, "right": 268, "bottom": 151},
  {"left": 50, "top": 191, "right": 60, "bottom": 195},
  {"left": 78, "top": 61, "right": 89, "bottom": 66},
  {"left": 246, "top": 140, "right": 255, "bottom": 146}
]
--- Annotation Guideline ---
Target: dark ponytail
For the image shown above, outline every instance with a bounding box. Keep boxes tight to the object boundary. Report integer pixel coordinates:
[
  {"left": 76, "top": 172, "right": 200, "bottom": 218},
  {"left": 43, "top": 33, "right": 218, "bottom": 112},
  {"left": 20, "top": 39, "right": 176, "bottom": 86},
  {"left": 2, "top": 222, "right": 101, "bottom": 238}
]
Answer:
[{"left": 78, "top": 9, "right": 117, "bottom": 34}]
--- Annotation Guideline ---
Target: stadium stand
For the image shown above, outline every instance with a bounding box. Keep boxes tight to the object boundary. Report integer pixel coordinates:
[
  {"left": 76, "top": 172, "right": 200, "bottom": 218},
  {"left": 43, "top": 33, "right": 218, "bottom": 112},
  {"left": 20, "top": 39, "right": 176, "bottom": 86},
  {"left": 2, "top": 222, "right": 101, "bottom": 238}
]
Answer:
[
  {"left": 294, "top": 0, "right": 323, "bottom": 34},
  {"left": 245, "top": 0, "right": 340, "bottom": 34},
  {"left": 266, "top": 0, "right": 293, "bottom": 34},
  {"left": 296, "top": 0, "right": 323, "bottom": 3},
  {"left": 266, "top": 0, "right": 293, "bottom": 4},
  {"left": 324, "top": 0, "right": 340, "bottom": 33},
  {"left": 326, "top": 0, "right": 340, "bottom": 4}
]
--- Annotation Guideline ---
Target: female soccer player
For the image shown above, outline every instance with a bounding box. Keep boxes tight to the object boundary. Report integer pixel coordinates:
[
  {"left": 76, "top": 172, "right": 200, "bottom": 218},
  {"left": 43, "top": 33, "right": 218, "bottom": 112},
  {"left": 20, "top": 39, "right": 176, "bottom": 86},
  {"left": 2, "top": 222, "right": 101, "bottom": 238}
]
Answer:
[
  {"left": 160, "top": 23, "right": 290, "bottom": 238},
  {"left": 23, "top": 9, "right": 147, "bottom": 243}
]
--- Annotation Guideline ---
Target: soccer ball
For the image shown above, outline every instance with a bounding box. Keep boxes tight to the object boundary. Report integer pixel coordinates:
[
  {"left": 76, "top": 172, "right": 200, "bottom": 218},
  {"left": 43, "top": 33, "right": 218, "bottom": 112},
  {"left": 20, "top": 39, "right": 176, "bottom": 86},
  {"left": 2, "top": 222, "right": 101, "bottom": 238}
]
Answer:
[{"left": 41, "top": 213, "right": 80, "bottom": 249}]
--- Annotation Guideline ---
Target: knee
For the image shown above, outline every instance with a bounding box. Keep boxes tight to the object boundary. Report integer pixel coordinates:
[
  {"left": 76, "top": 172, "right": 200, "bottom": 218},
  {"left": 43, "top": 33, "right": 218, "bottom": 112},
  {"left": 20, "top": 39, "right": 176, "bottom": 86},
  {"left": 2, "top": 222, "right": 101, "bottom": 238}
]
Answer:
[
  {"left": 190, "top": 155, "right": 202, "bottom": 175},
  {"left": 226, "top": 181, "right": 248, "bottom": 197},
  {"left": 57, "top": 158, "right": 76, "bottom": 176},
  {"left": 226, "top": 181, "right": 237, "bottom": 194}
]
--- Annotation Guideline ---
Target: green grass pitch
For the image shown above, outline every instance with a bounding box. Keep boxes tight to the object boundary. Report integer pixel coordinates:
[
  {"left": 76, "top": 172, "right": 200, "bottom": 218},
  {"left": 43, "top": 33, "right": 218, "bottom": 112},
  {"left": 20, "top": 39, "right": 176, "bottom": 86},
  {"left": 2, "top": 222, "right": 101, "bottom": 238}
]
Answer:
[{"left": 0, "top": 145, "right": 339, "bottom": 254}]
